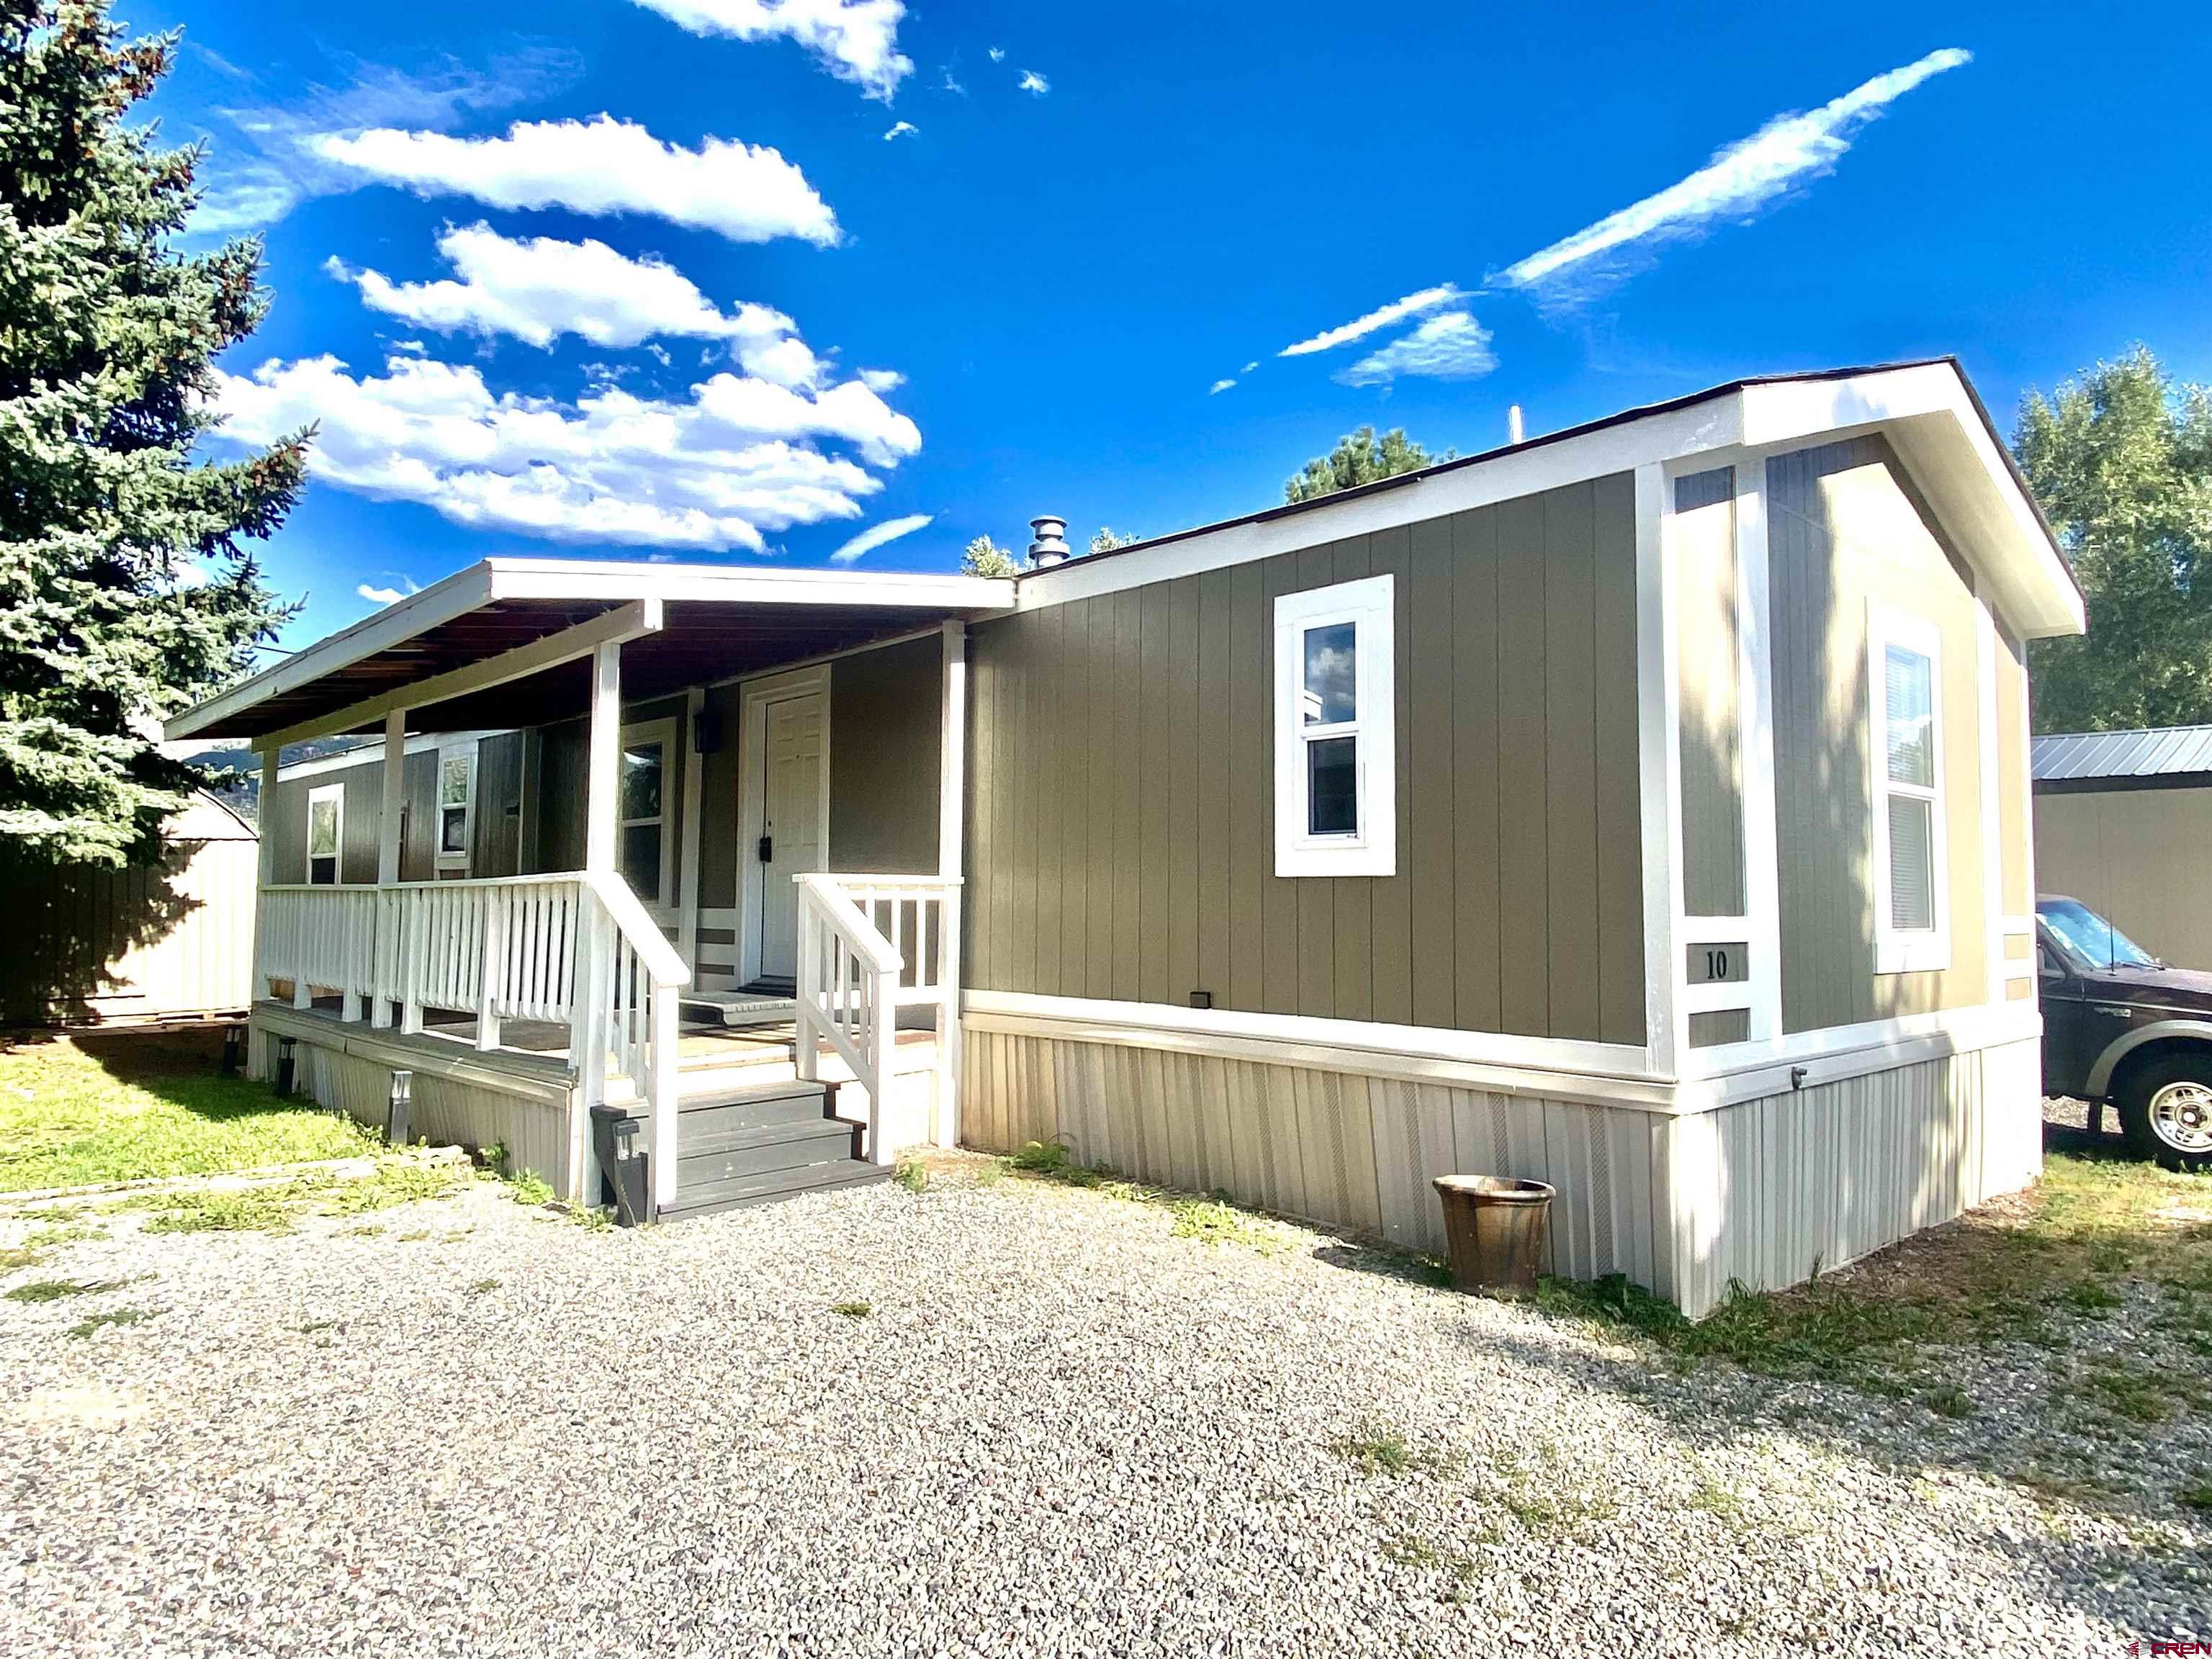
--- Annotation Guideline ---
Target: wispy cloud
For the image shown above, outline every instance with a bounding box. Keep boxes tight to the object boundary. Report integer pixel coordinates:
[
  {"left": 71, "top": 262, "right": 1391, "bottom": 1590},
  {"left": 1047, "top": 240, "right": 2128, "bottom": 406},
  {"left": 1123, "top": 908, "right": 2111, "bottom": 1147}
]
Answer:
[
  {"left": 940, "top": 68, "right": 966, "bottom": 95},
  {"left": 356, "top": 576, "right": 419, "bottom": 606},
  {"left": 1017, "top": 69, "right": 1050, "bottom": 96},
  {"left": 628, "top": 0, "right": 911, "bottom": 100},
  {"left": 1494, "top": 47, "right": 1972, "bottom": 296},
  {"left": 311, "top": 114, "right": 840, "bottom": 246},
  {"left": 186, "top": 48, "right": 582, "bottom": 239},
  {"left": 986, "top": 46, "right": 1005, "bottom": 63},
  {"left": 829, "top": 512, "right": 932, "bottom": 564},
  {"left": 1208, "top": 378, "right": 1236, "bottom": 395},
  {"left": 884, "top": 120, "right": 918, "bottom": 140},
  {"left": 1338, "top": 311, "right": 1497, "bottom": 387},
  {"left": 1278, "top": 284, "right": 1462, "bottom": 358}
]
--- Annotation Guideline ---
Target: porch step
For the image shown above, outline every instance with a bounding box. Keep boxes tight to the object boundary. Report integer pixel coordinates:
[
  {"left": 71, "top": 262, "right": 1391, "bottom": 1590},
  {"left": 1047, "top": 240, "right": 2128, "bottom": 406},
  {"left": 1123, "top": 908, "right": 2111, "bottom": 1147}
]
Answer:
[
  {"left": 678, "top": 1115, "right": 864, "bottom": 1184},
  {"left": 680, "top": 991, "right": 797, "bottom": 1029},
  {"left": 657, "top": 1155, "right": 893, "bottom": 1220}
]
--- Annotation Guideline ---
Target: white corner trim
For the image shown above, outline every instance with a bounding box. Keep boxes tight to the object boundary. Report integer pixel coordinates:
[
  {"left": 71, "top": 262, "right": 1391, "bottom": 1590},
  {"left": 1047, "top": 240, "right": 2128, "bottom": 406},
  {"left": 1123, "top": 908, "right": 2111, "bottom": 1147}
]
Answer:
[
  {"left": 1730, "top": 459, "right": 1784, "bottom": 1044},
  {"left": 1635, "top": 462, "right": 1681, "bottom": 1076},
  {"left": 1272, "top": 573, "right": 1395, "bottom": 877}
]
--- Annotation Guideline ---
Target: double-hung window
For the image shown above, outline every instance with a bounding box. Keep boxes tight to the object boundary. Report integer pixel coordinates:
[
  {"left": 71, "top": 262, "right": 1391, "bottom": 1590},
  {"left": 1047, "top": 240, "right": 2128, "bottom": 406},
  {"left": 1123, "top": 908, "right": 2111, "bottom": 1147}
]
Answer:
[
  {"left": 436, "top": 749, "right": 475, "bottom": 873},
  {"left": 1273, "top": 573, "right": 1395, "bottom": 877},
  {"left": 1869, "top": 603, "right": 1948, "bottom": 974},
  {"left": 305, "top": 783, "right": 343, "bottom": 886},
  {"left": 619, "top": 718, "right": 675, "bottom": 911}
]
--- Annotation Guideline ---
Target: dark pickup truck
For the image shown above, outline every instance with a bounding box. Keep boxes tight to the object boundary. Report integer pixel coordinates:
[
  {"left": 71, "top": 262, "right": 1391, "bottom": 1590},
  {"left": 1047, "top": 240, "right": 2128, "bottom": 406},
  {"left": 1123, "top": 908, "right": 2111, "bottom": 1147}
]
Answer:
[{"left": 2037, "top": 894, "right": 2212, "bottom": 1171}]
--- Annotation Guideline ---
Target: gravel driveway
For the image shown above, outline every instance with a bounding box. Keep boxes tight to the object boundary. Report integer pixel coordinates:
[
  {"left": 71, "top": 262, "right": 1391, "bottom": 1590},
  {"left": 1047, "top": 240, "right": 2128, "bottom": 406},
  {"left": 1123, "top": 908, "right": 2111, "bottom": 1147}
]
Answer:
[{"left": 1, "top": 1150, "right": 2204, "bottom": 1658}]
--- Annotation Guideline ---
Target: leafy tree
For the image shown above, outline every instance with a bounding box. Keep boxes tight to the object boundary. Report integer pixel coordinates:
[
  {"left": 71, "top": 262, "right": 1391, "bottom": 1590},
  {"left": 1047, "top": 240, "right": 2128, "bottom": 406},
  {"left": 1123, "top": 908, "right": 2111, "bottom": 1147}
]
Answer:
[
  {"left": 1285, "top": 425, "right": 1454, "bottom": 505},
  {"left": 2014, "top": 348, "right": 2212, "bottom": 733},
  {"left": 0, "top": 0, "right": 303, "bottom": 868},
  {"left": 1089, "top": 526, "right": 1139, "bottom": 554},
  {"left": 960, "top": 535, "right": 1022, "bottom": 577}
]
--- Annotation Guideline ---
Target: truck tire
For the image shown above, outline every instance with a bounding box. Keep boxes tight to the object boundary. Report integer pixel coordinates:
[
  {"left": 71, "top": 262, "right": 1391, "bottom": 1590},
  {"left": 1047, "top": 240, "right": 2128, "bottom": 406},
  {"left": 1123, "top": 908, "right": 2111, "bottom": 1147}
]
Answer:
[{"left": 2116, "top": 1052, "right": 2212, "bottom": 1172}]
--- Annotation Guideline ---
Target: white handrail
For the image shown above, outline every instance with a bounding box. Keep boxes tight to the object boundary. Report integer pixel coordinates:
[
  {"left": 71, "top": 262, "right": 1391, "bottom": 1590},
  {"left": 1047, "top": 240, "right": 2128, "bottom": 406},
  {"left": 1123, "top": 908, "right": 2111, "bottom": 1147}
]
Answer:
[
  {"left": 585, "top": 869, "right": 691, "bottom": 988},
  {"left": 793, "top": 873, "right": 904, "bottom": 1166}
]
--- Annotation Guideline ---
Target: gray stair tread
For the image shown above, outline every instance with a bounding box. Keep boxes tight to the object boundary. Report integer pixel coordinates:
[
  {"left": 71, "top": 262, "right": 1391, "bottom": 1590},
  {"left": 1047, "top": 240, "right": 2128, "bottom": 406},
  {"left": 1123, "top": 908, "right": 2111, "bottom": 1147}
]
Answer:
[
  {"left": 662, "top": 1158, "right": 891, "bottom": 1218},
  {"left": 678, "top": 1113, "right": 853, "bottom": 1160}
]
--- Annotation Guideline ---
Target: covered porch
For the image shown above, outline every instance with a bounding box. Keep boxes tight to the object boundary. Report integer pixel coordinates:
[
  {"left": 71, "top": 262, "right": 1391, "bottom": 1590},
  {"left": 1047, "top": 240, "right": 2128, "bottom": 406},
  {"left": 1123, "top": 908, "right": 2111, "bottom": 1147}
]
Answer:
[{"left": 166, "top": 558, "right": 1014, "bottom": 1215}]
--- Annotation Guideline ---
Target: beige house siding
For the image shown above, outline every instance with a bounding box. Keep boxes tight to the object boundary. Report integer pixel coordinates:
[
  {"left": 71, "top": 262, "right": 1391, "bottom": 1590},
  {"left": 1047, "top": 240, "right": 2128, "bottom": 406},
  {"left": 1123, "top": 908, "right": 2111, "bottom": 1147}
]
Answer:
[
  {"left": 966, "top": 476, "right": 1645, "bottom": 1046},
  {"left": 1767, "top": 435, "right": 1991, "bottom": 1033},
  {"left": 1994, "top": 626, "right": 2033, "bottom": 917},
  {"left": 266, "top": 737, "right": 521, "bottom": 886},
  {"left": 827, "top": 634, "right": 942, "bottom": 874},
  {"left": 1674, "top": 466, "right": 1746, "bottom": 918},
  {"left": 2036, "top": 785, "right": 2212, "bottom": 971}
]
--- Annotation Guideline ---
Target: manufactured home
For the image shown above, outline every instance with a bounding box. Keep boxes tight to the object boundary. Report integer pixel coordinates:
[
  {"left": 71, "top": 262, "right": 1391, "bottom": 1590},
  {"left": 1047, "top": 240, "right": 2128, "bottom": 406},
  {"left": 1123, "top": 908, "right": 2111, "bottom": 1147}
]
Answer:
[{"left": 166, "top": 358, "right": 2083, "bottom": 1317}]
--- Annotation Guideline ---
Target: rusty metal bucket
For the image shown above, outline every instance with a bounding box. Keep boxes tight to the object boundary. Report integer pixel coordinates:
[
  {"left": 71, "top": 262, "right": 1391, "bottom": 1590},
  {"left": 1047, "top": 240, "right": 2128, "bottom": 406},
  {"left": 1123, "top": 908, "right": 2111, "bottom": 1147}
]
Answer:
[{"left": 1432, "top": 1175, "right": 1555, "bottom": 1295}]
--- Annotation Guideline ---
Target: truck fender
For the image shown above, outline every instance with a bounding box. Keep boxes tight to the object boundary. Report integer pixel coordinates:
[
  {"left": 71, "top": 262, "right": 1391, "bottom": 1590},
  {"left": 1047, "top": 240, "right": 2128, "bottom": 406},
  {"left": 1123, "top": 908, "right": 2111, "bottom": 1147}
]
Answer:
[{"left": 2086, "top": 1019, "right": 2212, "bottom": 1099}]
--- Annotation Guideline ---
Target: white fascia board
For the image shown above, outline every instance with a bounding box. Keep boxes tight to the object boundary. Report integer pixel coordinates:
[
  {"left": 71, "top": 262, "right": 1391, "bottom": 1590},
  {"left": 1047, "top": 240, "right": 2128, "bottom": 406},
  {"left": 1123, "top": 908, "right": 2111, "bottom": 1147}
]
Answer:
[
  {"left": 1014, "top": 400, "right": 1743, "bottom": 611},
  {"left": 167, "top": 562, "right": 500, "bottom": 742},
  {"left": 482, "top": 558, "right": 1015, "bottom": 613},
  {"left": 1740, "top": 366, "right": 2083, "bottom": 641}
]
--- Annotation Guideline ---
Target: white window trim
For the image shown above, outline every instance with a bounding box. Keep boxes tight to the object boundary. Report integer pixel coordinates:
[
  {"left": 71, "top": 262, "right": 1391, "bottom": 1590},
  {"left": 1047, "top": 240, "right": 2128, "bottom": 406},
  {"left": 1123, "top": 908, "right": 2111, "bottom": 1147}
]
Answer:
[
  {"left": 1273, "top": 573, "right": 1395, "bottom": 878},
  {"left": 1869, "top": 601, "right": 1950, "bottom": 976},
  {"left": 619, "top": 716, "right": 678, "bottom": 914},
  {"left": 305, "top": 782, "right": 345, "bottom": 884},
  {"left": 434, "top": 745, "right": 475, "bottom": 873}
]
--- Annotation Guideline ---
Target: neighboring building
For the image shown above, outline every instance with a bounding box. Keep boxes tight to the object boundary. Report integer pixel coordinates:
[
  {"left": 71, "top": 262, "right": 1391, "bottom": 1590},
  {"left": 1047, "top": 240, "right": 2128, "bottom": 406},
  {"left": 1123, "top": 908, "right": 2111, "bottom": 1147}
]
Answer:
[
  {"left": 164, "top": 358, "right": 2084, "bottom": 1317},
  {"left": 0, "top": 791, "right": 259, "bottom": 1025},
  {"left": 2033, "top": 725, "right": 2212, "bottom": 971}
]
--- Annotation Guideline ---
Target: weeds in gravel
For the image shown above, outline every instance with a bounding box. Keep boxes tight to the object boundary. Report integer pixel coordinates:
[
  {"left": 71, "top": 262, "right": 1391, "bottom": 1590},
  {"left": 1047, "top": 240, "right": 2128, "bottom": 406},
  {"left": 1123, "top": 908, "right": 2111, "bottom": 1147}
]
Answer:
[
  {"left": 2069, "top": 1357, "right": 2203, "bottom": 1424},
  {"left": 1380, "top": 1532, "right": 1483, "bottom": 1598},
  {"left": 1922, "top": 1383, "right": 1977, "bottom": 1419},
  {"left": 831, "top": 1300, "right": 872, "bottom": 1318},
  {"left": 1005, "top": 1143, "right": 1300, "bottom": 1257},
  {"left": 1169, "top": 1195, "right": 1286, "bottom": 1253},
  {"left": 1328, "top": 1424, "right": 1462, "bottom": 1478},
  {"left": 894, "top": 1159, "right": 929, "bottom": 1194},
  {"left": 2176, "top": 1479, "right": 2212, "bottom": 1511},
  {"left": 0, "top": 1244, "right": 40, "bottom": 1270},
  {"left": 468, "top": 1278, "right": 500, "bottom": 1296},
  {"left": 6, "top": 1277, "right": 118, "bottom": 1303},
  {"left": 1686, "top": 1473, "right": 1743, "bottom": 1519},
  {"left": 68, "top": 1308, "right": 146, "bottom": 1339}
]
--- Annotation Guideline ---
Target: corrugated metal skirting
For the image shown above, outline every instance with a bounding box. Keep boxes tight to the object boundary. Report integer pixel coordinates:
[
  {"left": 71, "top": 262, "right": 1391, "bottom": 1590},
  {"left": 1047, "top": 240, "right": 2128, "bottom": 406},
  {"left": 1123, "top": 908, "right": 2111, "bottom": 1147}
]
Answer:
[{"left": 961, "top": 1028, "right": 2044, "bottom": 1319}]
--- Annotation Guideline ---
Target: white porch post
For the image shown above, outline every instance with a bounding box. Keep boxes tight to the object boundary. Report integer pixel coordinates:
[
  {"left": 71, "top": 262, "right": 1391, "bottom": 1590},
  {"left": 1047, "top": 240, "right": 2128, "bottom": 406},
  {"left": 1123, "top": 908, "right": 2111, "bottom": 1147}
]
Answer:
[
  {"left": 677, "top": 685, "right": 706, "bottom": 974},
  {"left": 934, "top": 619, "right": 967, "bottom": 1149},
  {"left": 253, "top": 746, "right": 277, "bottom": 1012},
  {"left": 569, "top": 639, "right": 622, "bottom": 1202},
  {"left": 1633, "top": 462, "right": 1681, "bottom": 1079},
  {"left": 372, "top": 708, "right": 405, "bottom": 1028}
]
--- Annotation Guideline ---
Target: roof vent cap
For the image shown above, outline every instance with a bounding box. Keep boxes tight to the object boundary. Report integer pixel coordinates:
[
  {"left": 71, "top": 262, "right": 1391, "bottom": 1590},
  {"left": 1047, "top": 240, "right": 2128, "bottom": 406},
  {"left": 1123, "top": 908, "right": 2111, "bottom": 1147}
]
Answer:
[{"left": 1028, "top": 515, "right": 1070, "bottom": 567}]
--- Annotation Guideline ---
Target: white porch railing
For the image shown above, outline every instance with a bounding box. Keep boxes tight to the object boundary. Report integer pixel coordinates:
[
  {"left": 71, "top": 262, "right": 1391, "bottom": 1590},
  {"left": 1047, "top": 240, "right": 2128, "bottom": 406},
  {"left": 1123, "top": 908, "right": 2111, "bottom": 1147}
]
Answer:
[
  {"left": 258, "top": 871, "right": 688, "bottom": 1205},
  {"left": 793, "top": 873, "right": 961, "bottom": 1165}
]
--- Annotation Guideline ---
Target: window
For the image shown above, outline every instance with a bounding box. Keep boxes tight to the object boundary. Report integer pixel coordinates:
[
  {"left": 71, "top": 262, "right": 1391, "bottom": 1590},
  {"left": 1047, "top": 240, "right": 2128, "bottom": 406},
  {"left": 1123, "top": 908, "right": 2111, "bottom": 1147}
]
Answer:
[
  {"left": 1273, "top": 574, "right": 1395, "bottom": 877},
  {"left": 306, "top": 783, "right": 343, "bottom": 886},
  {"left": 1869, "top": 604, "right": 1948, "bottom": 974},
  {"left": 436, "top": 749, "right": 475, "bottom": 872},
  {"left": 619, "top": 719, "right": 675, "bottom": 909}
]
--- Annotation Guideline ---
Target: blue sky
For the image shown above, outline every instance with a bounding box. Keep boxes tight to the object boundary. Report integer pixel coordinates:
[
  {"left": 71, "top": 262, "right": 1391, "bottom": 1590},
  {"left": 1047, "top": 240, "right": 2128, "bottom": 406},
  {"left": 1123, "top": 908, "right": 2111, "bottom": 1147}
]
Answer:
[{"left": 144, "top": 0, "right": 2211, "bottom": 652}]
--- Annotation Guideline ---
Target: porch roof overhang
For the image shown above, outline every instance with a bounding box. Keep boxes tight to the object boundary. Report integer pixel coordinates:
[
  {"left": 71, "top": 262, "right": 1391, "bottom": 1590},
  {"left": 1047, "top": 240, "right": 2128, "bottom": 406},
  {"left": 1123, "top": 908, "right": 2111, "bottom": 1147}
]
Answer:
[{"left": 166, "top": 558, "right": 1015, "bottom": 747}]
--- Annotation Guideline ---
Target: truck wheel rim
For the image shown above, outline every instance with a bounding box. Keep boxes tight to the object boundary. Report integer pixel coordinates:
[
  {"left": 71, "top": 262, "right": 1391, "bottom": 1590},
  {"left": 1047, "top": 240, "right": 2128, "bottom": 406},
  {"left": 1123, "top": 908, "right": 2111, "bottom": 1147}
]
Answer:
[{"left": 2148, "top": 1082, "right": 2212, "bottom": 1154}]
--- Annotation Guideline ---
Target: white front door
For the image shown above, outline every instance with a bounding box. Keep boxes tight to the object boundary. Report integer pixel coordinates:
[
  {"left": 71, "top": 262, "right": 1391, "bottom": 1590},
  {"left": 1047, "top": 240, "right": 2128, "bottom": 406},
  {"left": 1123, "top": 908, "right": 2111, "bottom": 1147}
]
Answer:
[{"left": 755, "top": 688, "right": 826, "bottom": 980}]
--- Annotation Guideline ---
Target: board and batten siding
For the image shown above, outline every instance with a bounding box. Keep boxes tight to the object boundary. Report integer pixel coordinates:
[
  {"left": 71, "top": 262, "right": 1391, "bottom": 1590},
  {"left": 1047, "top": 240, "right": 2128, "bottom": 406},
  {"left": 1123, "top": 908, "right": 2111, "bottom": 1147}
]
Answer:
[
  {"left": 1673, "top": 466, "right": 1746, "bottom": 919},
  {"left": 966, "top": 477, "right": 1646, "bottom": 1046},
  {"left": 1766, "top": 435, "right": 1992, "bottom": 1033}
]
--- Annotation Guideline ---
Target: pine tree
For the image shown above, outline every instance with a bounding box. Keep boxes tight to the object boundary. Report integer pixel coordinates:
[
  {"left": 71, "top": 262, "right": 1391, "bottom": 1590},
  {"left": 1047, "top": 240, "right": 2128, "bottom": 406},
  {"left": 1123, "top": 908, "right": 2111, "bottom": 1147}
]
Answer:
[
  {"left": 0, "top": 0, "right": 303, "bottom": 866},
  {"left": 1284, "top": 425, "right": 1454, "bottom": 505}
]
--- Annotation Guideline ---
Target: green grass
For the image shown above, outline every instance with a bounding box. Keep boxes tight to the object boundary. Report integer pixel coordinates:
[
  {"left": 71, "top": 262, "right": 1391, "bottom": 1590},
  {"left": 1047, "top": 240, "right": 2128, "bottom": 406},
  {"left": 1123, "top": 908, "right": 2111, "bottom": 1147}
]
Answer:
[
  {"left": 2177, "top": 1479, "right": 2212, "bottom": 1512},
  {"left": 893, "top": 1158, "right": 929, "bottom": 1194},
  {"left": 120, "top": 1160, "right": 469, "bottom": 1236},
  {"left": 0, "top": 1032, "right": 377, "bottom": 1193},
  {"left": 831, "top": 1300, "right": 872, "bottom": 1318},
  {"left": 4, "top": 1277, "right": 117, "bottom": 1303},
  {"left": 68, "top": 1308, "right": 146, "bottom": 1339},
  {"left": 1537, "top": 1152, "right": 2212, "bottom": 1383},
  {"left": 1169, "top": 1195, "right": 1286, "bottom": 1253}
]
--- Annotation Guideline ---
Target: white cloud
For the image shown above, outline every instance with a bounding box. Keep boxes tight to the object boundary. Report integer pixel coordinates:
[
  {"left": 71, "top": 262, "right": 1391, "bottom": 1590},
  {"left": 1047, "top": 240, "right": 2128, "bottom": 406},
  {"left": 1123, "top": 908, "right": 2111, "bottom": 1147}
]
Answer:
[
  {"left": 1337, "top": 310, "right": 1497, "bottom": 387},
  {"left": 209, "top": 349, "right": 922, "bottom": 554},
  {"left": 1278, "top": 284, "right": 1463, "bottom": 357},
  {"left": 1017, "top": 69, "right": 1050, "bottom": 96},
  {"left": 857, "top": 368, "right": 905, "bottom": 393},
  {"left": 987, "top": 46, "right": 1005, "bottom": 63},
  {"left": 1494, "top": 48, "right": 1971, "bottom": 295},
  {"left": 629, "top": 0, "right": 910, "bottom": 100},
  {"left": 328, "top": 224, "right": 808, "bottom": 364},
  {"left": 311, "top": 114, "right": 840, "bottom": 246},
  {"left": 941, "top": 69, "right": 966, "bottom": 95},
  {"left": 884, "top": 120, "right": 918, "bottom": 140},
  {"left": 828, "top": 512, "right": 932, "bottom": 564},
  {"left": 356, "top": 577, "right": 419, "bottom": 606},
  {"left": 188, "top": 49, "right": 582, "bottom": 238},
  {"left": 1241, "top": 360, "right": 1258, "bottom": 374},
  {"left": 1208, "top": 378, "right": 1236, "bottom": 395}
]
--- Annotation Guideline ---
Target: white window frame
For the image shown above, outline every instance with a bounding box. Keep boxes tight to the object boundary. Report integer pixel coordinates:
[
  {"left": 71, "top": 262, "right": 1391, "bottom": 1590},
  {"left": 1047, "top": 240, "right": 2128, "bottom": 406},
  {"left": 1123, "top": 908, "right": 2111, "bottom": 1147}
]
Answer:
[
  {"left": 1273, "top": 573, "right": 1395, "bottom": 878},
  {"left": 434, "top": 745, "right": 476, "bottom": 873},
  {"left": 1869, "top": 601, "right": 1950, "bottom": 976},
  {"left": 305, "top": 782, "right": 344, "bottom": 886},
  {"left": 619, "top": 716, "right": 678, "bottom": 914}
]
